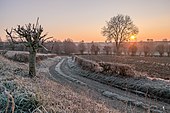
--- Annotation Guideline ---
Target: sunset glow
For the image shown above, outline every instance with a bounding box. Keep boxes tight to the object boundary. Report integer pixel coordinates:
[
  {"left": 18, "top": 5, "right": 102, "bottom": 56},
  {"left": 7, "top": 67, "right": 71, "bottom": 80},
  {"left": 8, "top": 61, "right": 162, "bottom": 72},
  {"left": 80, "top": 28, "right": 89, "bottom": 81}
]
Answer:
[
  {"left": 0, "top": 0, "right": 170, "bottom": 42},
  {"left": 130, "top": 35, "right": 136, "bottom": 40}
]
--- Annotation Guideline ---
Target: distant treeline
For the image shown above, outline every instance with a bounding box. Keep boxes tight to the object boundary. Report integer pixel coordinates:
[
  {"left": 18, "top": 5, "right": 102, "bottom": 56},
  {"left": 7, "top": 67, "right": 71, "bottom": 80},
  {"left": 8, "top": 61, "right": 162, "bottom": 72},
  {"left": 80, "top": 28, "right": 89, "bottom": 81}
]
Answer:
[{"left": 0, "top": 39, "right": 170, "bottom": 57}]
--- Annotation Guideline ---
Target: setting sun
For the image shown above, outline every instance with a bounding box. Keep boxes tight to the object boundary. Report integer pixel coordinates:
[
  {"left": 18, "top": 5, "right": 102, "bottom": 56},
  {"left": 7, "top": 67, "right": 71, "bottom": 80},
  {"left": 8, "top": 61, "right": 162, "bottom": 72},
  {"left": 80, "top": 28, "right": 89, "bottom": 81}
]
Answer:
[{"left": 130, "top": 35, "right": 136, "bottom": 40}]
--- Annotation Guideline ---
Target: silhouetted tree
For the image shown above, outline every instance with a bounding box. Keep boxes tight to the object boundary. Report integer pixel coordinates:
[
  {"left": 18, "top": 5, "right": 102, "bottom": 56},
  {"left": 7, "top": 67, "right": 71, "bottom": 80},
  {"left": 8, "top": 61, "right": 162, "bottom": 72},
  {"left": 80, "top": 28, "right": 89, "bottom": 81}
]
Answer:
[
  {"left": 78, "top": 40, "right": 86, "bottom": 54},
  {"left": 90, "top": 43, "right": 100, "bottom": 55},
  {"left": 90, "top": 43, "right": 95, "bottom": 55},
  {"left": 121, "top": 42, "right": 129, "bottom": 55},
  {"left": 63, "top": 38, "right": 77, "bottom": 55},
  {"left": 5, "top": 31, "right": 16, "bottom": 50},
  {"left": 5, "top": 18, "right": 52, "bottom": 77},
  {"left": 53, "top": 40, "right": 62, "bottom": 54},
  {"left": 156, "top": 44, "right": 165, "bottom": 57},
  {"left": 129, "top": 43, "right": 138, "bottom": 56},
  {"left": 102, "top": 14, "right": 139, "bottom": 55},
  {"left": 95, "top": 46, "right": 100, "bottom": 55},
  {"left": 103, "top": 46, "right": 111, "bottom": 55},
  {"left": 0, "top": 37, "right": 3, "bottom": 50},
  {"left": 165, "top": 44, "right": 170, "bottom": 57},
  {"left": 143, "top": 44, "right": 150, "bottom": 56}
]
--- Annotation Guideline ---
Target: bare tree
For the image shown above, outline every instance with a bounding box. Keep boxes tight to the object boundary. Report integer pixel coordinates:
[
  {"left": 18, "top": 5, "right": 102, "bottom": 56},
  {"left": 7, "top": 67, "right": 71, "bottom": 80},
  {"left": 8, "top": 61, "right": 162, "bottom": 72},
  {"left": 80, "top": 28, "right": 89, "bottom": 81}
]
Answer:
[
  {"left": 128, "top": 43, "right": 138, "bottom": 56},
  {"left": 103, "top": 46, "right": 111, "bottom": 55},
  {"left": 90, "top": 43, "right": 100, "bottom": 55},
  {"left": 78, "top": 40, "right": 86, "bottom": 54},
  {"left": 5, "top": 18, "right": 52, "bottom": 77},
  {"left": 102, "top": 14, "right": 139, "bottom": 55},
  {"left": 143, "top": 44, "right": 150, "bottom": 57},
  {"left": 63, "top": 38, "right": 77, "bottom": 55},
  {"left": 6, "top": 30, "right": 16, "bottom": 50},
  {"left": 165, "top": 44, "right": 170, "bottom": 57},
  {"left": 156, "top": 44, "right": 165, "bottom": 57},
  {"left": 0, "top": 37, "right": 3, "bottom": 50}
]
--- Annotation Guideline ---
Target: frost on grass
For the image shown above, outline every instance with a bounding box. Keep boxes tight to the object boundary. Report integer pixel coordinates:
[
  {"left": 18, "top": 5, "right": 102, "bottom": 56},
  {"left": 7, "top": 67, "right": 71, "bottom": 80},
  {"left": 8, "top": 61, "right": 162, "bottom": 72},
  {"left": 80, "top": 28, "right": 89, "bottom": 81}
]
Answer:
[
  {"left": 0, "top": 55, "right": 119, "bottom": 113},
  {"left": 80, "top": 55, "right": 170, "bottom": 80},
  {"left": 71, "top": 56, "right": 170, "bottom": 104},
  {"left": 3, "top": 50, "right": 56, "bottom": 62},
  {"left": 74, "top": 55, "right": 135, "bottom": 77}
]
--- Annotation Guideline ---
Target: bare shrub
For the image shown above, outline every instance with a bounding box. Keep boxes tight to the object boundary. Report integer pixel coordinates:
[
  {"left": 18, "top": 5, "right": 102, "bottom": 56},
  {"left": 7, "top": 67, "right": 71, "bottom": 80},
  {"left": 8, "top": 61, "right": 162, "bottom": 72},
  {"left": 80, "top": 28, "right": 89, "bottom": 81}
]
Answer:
[
  {"left": 3, "top": 51, "right": 56, "bottom": 63},
  {"left": 74, "top": 56, "right": 135, "bottom": 77},
  {"left": 75, "top": 56, "right": 103, "bottom": 72},
  {"left": 99, "top": 62, "right": 135, "bottom": 77}
]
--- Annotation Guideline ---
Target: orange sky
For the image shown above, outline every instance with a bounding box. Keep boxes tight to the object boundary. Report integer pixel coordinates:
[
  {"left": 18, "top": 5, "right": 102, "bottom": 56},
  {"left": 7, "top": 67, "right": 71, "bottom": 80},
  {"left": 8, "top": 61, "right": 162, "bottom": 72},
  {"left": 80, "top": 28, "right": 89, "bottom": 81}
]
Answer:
[{"left": 0, "top": 0, "right": 170, "bottom": 42}]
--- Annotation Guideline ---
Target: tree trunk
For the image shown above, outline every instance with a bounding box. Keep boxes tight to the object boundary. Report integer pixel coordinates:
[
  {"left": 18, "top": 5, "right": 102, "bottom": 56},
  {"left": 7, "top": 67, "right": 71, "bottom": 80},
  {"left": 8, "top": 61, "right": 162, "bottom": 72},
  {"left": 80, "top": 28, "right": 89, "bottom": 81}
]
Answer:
[
  {"left": 29, "top": 50, "right": 36, "bottom": 77},
  {"left": 106, "top": 51, "right": 109, "bottom": 55},
  {"left": 144, "top": 52, "right": 147, "bottom": 57},
  {"left": 159, "top": 53, "right": 163, "bottom": 57},
  {"left": 80, "top": 50, "right": 84, "bottom": 55},
  {"left": 116, "top": 45, "right": 120, "bottom": 55},
  {"left": 168, "top": 52, "right": 170, "bottom": 57}
]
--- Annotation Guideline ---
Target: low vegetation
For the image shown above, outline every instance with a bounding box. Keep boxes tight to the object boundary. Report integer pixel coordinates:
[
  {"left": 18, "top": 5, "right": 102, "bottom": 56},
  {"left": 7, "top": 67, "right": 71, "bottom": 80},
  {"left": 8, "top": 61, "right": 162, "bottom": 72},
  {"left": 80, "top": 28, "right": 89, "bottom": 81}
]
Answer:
[
  {"left": 0, "top": 55, "right": 119, "bottom": 113},
  {"left": 71, "top": 56, "right": 170, "bottom": 104},
  {"left": 3, "top": 50, "right": 56, "bottom": 62},
  {"left": 74, "top": 56, "right": 135, "bottom": 77},
  {"left": 80, "top": 55, "right": 170, "bottom": 80}
]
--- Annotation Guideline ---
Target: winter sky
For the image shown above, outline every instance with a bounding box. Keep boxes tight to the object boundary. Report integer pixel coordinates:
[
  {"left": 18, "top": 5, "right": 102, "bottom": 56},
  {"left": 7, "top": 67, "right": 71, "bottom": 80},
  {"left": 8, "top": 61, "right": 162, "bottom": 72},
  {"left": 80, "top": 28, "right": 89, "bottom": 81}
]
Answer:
[{"left": 0, "top": 0, "right": 170, "bottom": 42}]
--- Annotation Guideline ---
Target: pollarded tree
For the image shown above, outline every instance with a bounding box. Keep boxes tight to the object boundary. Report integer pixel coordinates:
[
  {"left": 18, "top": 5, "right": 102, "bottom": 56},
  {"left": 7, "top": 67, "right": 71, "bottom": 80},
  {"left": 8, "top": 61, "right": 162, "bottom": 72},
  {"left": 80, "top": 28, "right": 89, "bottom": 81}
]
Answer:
[
  {"left": 5, "top": 18, "right": 52, "bottom": 77},
  {"left": 102, "top": 14, "right": 139, "bottom": 55},
  {"left": 78, "top": 40, "right": 86, "bottom": 54}
]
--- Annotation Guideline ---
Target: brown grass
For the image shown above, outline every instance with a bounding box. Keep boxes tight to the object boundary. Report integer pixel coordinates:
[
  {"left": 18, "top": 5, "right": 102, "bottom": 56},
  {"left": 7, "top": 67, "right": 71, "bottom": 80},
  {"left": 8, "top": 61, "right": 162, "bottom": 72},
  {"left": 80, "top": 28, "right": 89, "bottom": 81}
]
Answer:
[
  {"left": 0, "top": 55, "right": 119, "bottom": 113},
  {"left": 80, "top": 55, "right": 170, "bottom": 79}
]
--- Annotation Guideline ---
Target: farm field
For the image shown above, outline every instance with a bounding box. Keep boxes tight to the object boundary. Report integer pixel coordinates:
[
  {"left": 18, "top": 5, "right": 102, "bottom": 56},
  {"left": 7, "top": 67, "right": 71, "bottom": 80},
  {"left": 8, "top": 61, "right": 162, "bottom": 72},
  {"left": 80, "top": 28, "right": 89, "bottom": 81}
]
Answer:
[{"left": 80, "top": 55, "right": 170, "bottom": 80}]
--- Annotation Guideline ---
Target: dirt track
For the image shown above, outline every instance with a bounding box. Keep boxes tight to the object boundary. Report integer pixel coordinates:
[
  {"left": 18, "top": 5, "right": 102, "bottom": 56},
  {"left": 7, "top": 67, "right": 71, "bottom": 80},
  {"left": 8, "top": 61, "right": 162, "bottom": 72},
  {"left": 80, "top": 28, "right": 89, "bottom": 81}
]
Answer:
[{"left": 49, "top": 57, "right": 170, "bottom": 113}]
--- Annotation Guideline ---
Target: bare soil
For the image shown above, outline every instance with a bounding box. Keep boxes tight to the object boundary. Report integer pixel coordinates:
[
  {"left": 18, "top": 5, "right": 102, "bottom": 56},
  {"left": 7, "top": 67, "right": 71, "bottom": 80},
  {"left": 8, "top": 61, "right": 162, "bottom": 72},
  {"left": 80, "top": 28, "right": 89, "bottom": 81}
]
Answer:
[{"left": 80, "top": 55, "right": 170, "bottom": 80}]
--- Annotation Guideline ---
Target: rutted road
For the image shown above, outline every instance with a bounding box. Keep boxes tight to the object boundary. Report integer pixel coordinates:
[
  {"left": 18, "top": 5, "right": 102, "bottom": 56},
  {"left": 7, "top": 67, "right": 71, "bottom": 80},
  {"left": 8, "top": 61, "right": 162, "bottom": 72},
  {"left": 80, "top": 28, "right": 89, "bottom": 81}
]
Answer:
[{"left": 49, "top": 57, "right": 170, "bottom": 113}]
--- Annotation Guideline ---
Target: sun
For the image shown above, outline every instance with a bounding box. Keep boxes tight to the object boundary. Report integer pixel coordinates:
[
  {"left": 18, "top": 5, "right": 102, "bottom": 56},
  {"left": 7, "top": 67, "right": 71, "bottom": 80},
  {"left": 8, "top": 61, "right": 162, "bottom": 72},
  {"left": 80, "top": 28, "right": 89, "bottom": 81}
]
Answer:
[{"left": 130, "top": 35, "right": 136, "bottom": 40}]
